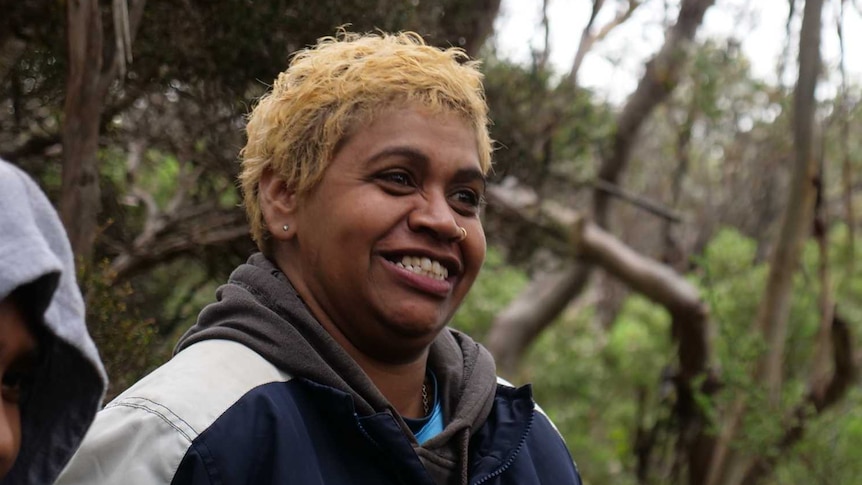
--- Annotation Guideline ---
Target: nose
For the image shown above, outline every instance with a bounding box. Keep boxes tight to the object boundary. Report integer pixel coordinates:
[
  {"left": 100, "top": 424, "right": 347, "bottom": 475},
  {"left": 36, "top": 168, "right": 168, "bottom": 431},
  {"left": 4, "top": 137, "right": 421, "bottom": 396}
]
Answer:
[
  {"left": 407, "top": 191, "right": 462, "bottom": 242},
  {"left": 0, "top": 402, "right": 20, "bottom": 477}
]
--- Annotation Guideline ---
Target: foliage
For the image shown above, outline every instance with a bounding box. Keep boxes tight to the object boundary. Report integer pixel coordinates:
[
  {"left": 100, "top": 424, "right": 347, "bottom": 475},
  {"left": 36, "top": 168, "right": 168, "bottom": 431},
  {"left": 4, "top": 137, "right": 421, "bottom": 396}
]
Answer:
[
  {"left": 481, "top": 56, "right": 615, "bottom": 265},
  {"left": 450, "top": 246, "right": 530, "bottom": 341},
  {"left": 482, "top": 55, "right": 614, "bottom": 186},
  {"left": 517, "top": 292, "right": 670, "bottom": 485},
  {"left": 504, "top": 225, "right": 862, "bottom": 485},
  {"left": 78, "top": 259, "right": 165, "bottom": 400},
  {"left": 774, "top": 388, "right": 862, "bottom": 485}
]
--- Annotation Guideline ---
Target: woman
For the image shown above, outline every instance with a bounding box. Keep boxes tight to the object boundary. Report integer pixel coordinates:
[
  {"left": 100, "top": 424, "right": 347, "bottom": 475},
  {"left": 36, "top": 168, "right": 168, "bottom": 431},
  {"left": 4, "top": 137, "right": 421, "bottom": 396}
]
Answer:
[
  {"left": 58, "top": 31, "right": 581, "bottom": 485},
  {"left": 0, "top": 159, "right": 107, "bottom": 484}
]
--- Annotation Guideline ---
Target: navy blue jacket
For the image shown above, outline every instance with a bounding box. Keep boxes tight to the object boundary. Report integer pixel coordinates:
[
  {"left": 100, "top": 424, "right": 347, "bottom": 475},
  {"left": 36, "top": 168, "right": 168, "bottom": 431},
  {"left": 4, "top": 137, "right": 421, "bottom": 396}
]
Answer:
[{"left": 58, "top": 340, "right": 581, "bottom": 485}]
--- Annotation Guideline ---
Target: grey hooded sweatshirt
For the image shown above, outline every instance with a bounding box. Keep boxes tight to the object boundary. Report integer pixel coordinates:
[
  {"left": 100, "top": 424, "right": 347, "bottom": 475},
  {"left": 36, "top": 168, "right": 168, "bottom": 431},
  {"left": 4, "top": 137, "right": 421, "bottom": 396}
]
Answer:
[{"left": 0, "top": 160, "right": 107, "bottom": 484}]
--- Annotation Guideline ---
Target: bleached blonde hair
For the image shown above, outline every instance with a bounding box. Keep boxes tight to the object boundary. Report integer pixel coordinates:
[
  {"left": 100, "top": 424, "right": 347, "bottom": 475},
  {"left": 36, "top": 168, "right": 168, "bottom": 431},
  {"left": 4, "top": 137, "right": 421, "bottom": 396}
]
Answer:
[{"left": 239, "top": 30, "right": 493, "bottom": 252}]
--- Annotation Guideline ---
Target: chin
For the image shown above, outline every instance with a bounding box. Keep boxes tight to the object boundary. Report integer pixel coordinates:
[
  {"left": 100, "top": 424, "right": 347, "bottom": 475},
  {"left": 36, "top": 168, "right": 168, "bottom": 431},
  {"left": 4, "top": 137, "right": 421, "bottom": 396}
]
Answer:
[{"left": 383, "top": 305, "right": 453, "bottom": 336}]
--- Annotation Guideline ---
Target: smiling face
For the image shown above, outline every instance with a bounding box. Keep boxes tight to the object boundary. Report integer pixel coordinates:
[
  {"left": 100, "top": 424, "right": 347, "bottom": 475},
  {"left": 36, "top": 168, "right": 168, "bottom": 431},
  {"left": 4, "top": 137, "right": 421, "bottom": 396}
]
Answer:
[
  {"left": 266, "top": 106, "right": 487, "bottom": 363},
  {"left": 0, "top": 298, "right": 37, "bottom": 478}
]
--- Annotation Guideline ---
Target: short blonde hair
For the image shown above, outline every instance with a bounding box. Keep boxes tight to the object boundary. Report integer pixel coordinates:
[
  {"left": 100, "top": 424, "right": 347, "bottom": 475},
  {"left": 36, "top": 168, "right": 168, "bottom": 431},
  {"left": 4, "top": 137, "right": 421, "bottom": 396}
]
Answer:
[{"left": 239, "top": 31, "right": 493, "bottom": 251}]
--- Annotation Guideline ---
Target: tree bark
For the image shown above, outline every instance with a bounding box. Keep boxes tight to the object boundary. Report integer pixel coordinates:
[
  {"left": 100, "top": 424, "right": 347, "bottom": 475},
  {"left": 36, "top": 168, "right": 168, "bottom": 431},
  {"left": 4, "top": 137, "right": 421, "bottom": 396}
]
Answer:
[
  {"left": 61, "top": 0, "right": 105, "bottom": 260},
  {"left": 60, "top": 0, "right": 147, "bottom": 261},
  {"left": 706, "top": 1, "right": 825, "bottom": 484}
]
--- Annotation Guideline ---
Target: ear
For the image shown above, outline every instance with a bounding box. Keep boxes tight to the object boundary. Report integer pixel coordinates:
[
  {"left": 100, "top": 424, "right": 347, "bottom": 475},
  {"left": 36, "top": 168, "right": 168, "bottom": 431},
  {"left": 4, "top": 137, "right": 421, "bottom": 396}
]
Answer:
[{"left": 259, "top": 168, "right": 298, "bottom": 241}]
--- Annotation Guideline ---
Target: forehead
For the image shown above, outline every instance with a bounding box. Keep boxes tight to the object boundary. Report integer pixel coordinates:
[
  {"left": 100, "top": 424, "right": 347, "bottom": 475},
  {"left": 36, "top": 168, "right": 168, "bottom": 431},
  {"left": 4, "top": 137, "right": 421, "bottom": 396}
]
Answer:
[{"left": 340, "top": 105, "right": 481, "bottom": 164}]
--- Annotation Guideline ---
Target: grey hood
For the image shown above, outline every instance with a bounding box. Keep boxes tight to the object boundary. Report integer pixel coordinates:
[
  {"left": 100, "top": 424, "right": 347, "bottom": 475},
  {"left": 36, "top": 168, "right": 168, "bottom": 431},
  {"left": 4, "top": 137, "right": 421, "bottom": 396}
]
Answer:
[{"left": 0, "top": 160, "right": 107, "bottom": 484}]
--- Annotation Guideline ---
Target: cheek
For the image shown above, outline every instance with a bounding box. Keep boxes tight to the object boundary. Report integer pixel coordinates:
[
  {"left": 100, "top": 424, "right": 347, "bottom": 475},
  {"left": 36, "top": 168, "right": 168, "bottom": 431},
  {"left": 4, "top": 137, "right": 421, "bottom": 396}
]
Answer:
[
  {"left": 464, "top": 225, "right": 487, "bottom": 280},
  {"left": 0, "top": 404, "right": 21, "bottom": 477}
]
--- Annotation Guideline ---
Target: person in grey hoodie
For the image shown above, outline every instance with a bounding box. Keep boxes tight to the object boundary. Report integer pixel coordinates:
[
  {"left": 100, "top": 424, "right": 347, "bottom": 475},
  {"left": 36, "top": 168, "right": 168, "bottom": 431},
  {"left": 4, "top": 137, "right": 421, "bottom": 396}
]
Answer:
[{"left": 0, "top": 159, "right": 107, "bottom": 484}]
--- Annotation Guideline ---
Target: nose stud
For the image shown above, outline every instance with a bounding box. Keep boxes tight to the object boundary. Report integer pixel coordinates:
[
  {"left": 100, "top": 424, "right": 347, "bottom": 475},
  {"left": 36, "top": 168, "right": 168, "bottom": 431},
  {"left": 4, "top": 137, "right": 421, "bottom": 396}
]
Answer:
[{"left": 455, "top": 226, "right": 467, "bottom": 242}]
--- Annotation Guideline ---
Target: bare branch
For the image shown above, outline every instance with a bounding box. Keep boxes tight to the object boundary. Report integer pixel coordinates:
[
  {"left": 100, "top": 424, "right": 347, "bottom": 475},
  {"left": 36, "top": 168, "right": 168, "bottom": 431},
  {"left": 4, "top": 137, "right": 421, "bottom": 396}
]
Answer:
[
  {"left": 776, "top": 0, "right": 797, "bottom": 85},
  {"left": 485, "top": 180, "right": 710, "bottom": 377},
  {"left": 593, "top": 0, "right": 716, "bottom": 227},
  {"left": 592, "top": 178, "right": 684, "bottom": 223},
  {"left": 570, "top": 0, "right": 641, "bottom": 83},
  {"left": 110, "top": 207, "right": 248, "bottom": 281},
  {"left": 838, "top": 0, "right": 856, "bottom": 267},
  {"left": 111, "top": 0, "right": 133, "bottom": 77},
  {"left": 536, "top": 0, "right": 551, "bottom": 70}
]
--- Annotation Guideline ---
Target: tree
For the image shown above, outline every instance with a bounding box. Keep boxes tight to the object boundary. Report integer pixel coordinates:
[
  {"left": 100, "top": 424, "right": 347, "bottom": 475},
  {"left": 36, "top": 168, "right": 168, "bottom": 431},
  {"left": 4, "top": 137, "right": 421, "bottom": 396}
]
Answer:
[{"left": 487, "top": 0, "right": 717, "bottom": 376}]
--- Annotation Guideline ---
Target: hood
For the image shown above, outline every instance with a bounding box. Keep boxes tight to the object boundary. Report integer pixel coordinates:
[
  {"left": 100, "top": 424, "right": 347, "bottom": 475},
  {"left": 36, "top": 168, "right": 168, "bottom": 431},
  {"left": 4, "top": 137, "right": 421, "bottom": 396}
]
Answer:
[
  {"left": 176, "top": 253, "right": 498, "bottom": 484},
  {"left": 0, "top": 160, "right": 108, "bottom": 484}
]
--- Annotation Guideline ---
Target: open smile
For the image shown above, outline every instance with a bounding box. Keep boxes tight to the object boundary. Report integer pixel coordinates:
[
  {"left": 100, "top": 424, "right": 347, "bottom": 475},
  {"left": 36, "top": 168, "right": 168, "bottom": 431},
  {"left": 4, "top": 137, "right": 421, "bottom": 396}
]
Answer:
[
  {"left": 394, "top": 255, "right": 449, "bottom": 280},
  {"left": 381, "top": 253, "right": 460, "bottom": 297}
]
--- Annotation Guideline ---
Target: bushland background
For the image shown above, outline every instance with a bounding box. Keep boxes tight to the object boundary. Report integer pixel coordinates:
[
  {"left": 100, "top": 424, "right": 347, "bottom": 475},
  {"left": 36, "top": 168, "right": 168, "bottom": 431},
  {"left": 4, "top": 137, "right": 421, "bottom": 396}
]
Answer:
[{"left": 1, "top": 1, "right": 860, "bottom": 484}]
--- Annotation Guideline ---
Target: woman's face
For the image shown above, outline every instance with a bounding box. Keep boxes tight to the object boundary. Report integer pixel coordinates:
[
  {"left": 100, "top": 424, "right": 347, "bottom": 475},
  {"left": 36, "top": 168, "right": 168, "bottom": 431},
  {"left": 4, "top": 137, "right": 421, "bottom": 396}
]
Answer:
[
  {"left": 0, "top": 298, "right": 37, "bottom": 478},
  {"left": 279, "top": 106, "right": 487, "bottom": 362}
]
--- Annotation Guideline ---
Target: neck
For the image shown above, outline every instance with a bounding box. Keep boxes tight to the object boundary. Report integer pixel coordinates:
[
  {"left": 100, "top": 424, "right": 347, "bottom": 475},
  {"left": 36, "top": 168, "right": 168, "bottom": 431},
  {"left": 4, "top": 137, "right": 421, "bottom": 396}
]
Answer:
[
  {"left": 352, "top": 351, "right": 429, "bottom": 419},
  {"left": 273, "top": 250, "right": 432, "bottom": 418},
  {"left": 308, "top": 300, "right": 430, "bottom": 417}
]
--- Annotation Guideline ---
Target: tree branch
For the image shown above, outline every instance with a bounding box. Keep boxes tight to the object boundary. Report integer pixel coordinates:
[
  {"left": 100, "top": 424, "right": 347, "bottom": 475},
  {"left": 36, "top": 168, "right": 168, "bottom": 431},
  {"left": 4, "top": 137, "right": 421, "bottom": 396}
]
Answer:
[
  {"left": 593, "top": 0, "right": 716, "bottom": 227},
  {"left": 570, "top": 0, "right": 641, "bottom": 83},
  {"left": 485, "top": 180, "right": 711, "bottom": 377},
  {"left": 592, "top": 178, "right": 684, "bottom": 223}
]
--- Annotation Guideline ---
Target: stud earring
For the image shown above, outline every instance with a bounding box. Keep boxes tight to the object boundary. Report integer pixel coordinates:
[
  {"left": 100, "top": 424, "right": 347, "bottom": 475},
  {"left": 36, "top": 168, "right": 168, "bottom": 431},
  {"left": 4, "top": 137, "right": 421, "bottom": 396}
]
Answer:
[
  {"left": 456, "top": 226, "right": 467, "bottom": 242},
  {"left": 282, "top": 224, "right": 290, "bottom": 232}
]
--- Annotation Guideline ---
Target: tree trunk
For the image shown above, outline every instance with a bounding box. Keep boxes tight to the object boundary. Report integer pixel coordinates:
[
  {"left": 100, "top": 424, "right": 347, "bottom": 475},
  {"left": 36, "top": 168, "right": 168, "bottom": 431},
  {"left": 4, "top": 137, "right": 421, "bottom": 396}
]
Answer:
[
  {"left": 60, "top": 0, "right": 146, "bottom": 261},
  {"left": 706, "top": 1, "right": 825, "bottom": 484},
  {"left": 61, "top": 0, "right": 105, "bottom": 260}
]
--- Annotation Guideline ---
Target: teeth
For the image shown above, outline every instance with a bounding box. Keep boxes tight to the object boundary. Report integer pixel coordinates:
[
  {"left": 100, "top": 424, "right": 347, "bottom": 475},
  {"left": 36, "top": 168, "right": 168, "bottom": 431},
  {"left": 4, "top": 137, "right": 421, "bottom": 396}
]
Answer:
[{"left": 395, "top": 255, "right": 449, "bottom": 280}]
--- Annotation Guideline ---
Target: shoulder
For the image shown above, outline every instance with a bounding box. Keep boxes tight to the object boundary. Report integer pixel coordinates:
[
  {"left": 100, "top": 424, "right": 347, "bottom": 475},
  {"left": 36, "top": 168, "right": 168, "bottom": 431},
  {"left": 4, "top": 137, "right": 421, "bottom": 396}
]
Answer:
[
  {"left": 493, "top": 377, "right": 583, "bottom": 485},
  {"left": 57, "top": 340, "right": 292, "bottom": 485},
  {"left": 108, "top": 339, "right": 290, "bottom": 428}
]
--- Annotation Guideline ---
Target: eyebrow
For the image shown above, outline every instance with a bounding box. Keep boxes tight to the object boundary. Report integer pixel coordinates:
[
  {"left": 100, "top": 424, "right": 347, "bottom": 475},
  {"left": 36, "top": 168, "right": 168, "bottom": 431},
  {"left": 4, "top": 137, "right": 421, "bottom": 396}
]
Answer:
[{"left": 367, "top": 146, "right": 487, "bottom": 188}]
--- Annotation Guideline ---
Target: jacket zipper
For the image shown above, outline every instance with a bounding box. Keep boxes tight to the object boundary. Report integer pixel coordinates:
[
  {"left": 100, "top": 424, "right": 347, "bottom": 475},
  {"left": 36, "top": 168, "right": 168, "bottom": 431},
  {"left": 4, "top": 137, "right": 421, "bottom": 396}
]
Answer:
[
  {"left": 470, "top": 409, "right": 535, "bottom": 485},
  {"left": 354, "top": 412, "right": 415, "bottom": 485}
]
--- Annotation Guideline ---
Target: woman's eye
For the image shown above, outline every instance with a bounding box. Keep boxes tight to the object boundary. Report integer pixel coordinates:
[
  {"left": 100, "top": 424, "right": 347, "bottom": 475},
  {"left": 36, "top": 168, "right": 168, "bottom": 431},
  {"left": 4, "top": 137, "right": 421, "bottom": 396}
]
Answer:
[
  {"left": 451, "top": 189, "right": 483, "bottom": 211},
  {"left": 384, "top": 172, "right": 411, "bottom": 185},
  {"left": 376, "top": 171, "right": 416, "bottom": 193},
  {"left": 2, "top": 370, "right": 34, "bottom": 404}
]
